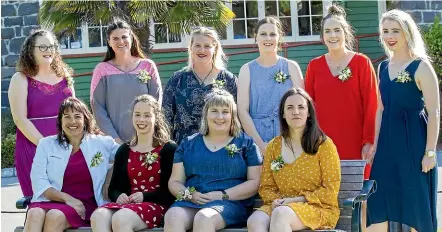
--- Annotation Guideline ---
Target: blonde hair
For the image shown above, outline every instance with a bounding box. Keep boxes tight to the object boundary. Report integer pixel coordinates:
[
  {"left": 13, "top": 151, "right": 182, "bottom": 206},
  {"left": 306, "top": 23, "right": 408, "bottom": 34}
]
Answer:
[
  {"left": 186, "top": 27, "right": 226, "bottom": 71},
  {"left": 199, "top": 89, "right": 241, "bottom": 137},
  {"left": 380, "top": 9, "right": 429, "bottom": 60}
]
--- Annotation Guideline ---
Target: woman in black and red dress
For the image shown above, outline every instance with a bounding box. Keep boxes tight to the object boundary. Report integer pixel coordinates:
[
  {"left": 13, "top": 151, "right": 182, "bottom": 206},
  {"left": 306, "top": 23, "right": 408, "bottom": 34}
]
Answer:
[{"left": 91, "top": 94, "right": 177, "bottom": 232}]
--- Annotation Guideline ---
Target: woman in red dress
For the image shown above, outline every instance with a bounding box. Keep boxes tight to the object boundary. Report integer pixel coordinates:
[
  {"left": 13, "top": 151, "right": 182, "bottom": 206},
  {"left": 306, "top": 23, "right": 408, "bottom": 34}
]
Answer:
[
  {"left": 305, "top": 5, "right": 378, "bottom": 179},
  {"left": 91, "top": 94, "right": 177, "bottom": 232}
]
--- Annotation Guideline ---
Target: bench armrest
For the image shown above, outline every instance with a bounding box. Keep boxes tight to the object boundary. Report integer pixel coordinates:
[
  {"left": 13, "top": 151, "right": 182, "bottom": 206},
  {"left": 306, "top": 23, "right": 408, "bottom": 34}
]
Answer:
[
  {"left": 16, "top": 196, "right": 32, "bottom": 209},
  {"left": 343, "top": 180, "right": 377, "bottom": 209}
]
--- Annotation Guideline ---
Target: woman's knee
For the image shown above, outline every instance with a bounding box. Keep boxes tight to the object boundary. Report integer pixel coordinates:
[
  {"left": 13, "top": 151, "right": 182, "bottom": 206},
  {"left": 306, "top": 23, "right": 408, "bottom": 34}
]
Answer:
[
  {"left": 26, "top": 208, "right": 46, "bottom": 224},
  {"left": 247, "top": 211, "right": 270, "bottom": 231},
  {"left": 91, "top": 208, "right": 112, "bottom": 225},
  {"left": 193, "top": 208, "right": 223, "bottom": 229},
  {"left": 111, "top": 209, "right": 134, "bottom": 229},
  {"left": 271, "top": 206, "right": 294, "bottom": 222},
  {"left": 44, "top": 209, "right": 67, "bottom": 229},
  {"left": 164, "top": 207, "right": 188, "bottom": 224}
]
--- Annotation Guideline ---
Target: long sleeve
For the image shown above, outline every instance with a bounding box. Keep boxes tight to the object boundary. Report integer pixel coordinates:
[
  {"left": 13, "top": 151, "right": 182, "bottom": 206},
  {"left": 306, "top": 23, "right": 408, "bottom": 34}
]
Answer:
[
  {"left": 300, "top": 139, "right": 341, "bottom": 208},
  {"left": 258, "top": 139, "right": 282, "bottom": 205},
  {"left": 142, "top": 141, "right": 177, "bottom": 207},
  {"left": 305, "top": 61, "right": 316, "bottom": 101},
  {"left": 30, "top": 140, "right": 53, "bottom": 200},
  {"left": 162, "top": 75, "right": 177, "bottom": 131},
  {"left": 91, "top": 68, "right": 120, "bottom": 139},
  {"left": 108, "top": 145, "right": 131, "bottom": 202},
  {"left": 148, "top": 61, "right": 163, "bottom": 105},
  {"left": 359, "top": 56, "right": 378, "bottom": 146}
]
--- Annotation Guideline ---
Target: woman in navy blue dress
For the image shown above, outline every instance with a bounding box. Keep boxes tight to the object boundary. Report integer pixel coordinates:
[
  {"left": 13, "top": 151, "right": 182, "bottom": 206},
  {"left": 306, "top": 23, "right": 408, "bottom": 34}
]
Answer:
[
  {"left": 367, "top": 10, "right": 439, "bottom": 232},
  {"left": 162, "top": 27, "right": 237, "bottom": 145},
  {"left": 164, "top": 89, "right": 262, "bottom": 232}
]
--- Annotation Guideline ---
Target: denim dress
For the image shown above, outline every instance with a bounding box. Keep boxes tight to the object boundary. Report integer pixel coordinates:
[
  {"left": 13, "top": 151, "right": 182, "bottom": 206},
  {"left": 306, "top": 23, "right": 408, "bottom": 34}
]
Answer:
[
  {"left": 248, "top": 57, "right": 293, "bottom": 143},
  {"left": 170, "top": 132, "right": 262, "bottom": 226}
]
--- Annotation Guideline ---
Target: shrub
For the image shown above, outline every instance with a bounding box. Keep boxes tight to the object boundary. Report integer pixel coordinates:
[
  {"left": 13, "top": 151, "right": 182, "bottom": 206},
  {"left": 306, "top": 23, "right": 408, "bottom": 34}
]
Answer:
[
  {"left": 423, "top": 16, "right": 442, "bottom": 83},
  {"left": 1, "top": 111, "right": 16, "bottom": 139},
  {"left": 1, "top": 133, "right": 16, "bottom": 168}
]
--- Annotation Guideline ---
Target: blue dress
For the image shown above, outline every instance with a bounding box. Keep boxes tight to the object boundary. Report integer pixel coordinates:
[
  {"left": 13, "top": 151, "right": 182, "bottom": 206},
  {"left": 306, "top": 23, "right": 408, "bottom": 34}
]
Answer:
[
  {"left": 163, "top": 69, "right": 237, "bottom": 144},
  {"left": 367, "top": 60, "right": 437, "bottom": 232},
  {"left": 249, "top": 57, "right": 293, "bottom": 143},
  {"left": 170, "top": 133, "right": 262, "bottom": 226}
]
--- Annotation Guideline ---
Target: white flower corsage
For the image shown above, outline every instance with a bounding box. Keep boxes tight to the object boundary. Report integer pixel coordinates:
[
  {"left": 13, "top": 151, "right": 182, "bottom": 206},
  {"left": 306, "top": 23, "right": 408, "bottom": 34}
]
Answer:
[
  {"left": 273, "top": 70, "right": 290, "bottom": 83},
  {"left": 140, "top": 152, "right": 159, "bottom": 168},
  {"left": 90, "top": 152, "right": 104, "bottom": 167},
  {"left": 176, "top": 186, "right": 196, "bottom": 201},
  {"left": 337, "top": 67, "right": 352, "bottom": 82},
  {"left": 396, "top": 70, "right": 412, "bottom": 83},
  {"left": 212, "top": 80, "right": 225, "bottom": 88},
  {"left": 225, "top": 144, "right": 240, "bottom": 158},
  {"left": 270, "top": 155, "right": 285, "bottom": 172},
  {"left": 137, "top": 70, "right": 152, "bottom": 83}
]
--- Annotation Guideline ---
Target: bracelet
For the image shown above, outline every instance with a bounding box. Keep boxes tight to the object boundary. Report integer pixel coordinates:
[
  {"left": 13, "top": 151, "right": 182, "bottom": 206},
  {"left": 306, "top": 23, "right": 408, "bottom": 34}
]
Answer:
[{"left": 176, "top": 186, "right": 196, "bottom": 201}]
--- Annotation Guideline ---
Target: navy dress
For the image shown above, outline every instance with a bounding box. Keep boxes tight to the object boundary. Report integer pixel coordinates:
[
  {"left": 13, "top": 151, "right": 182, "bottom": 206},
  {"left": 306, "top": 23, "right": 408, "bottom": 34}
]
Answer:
[
  {"left": 367, "top": 60, "right": 437, "bottom": 232},
  {"left": 170, "top": 133, "right": 262, "bottom": 226},
  {"left": 163, "top": 69, "right": 237, "bottom": 144}
]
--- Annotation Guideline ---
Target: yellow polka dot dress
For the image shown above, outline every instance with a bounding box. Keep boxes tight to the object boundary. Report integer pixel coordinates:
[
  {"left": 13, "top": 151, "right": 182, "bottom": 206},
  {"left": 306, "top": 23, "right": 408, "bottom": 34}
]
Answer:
[{"left": 258, "top": 136, "right": 341, "bottom": 230}]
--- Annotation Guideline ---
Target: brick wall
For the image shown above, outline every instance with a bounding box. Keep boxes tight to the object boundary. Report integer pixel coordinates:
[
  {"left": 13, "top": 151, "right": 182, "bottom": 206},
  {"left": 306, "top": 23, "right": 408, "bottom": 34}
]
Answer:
[
  {"left": 1, "top": 0, "right": 40, "bottom": 112},
  {"left": 391, "top": 0, "right": 442, "bottom": 27}
]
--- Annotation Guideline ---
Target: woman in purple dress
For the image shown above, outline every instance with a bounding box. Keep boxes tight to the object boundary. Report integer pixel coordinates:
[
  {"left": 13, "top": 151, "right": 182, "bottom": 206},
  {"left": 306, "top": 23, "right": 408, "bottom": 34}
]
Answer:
[
  {"left": 8, "top": 29, "right": 75, "bottom": 197},
  {"left": 24, "top": 97, "right": 120, "bottom": 231}
]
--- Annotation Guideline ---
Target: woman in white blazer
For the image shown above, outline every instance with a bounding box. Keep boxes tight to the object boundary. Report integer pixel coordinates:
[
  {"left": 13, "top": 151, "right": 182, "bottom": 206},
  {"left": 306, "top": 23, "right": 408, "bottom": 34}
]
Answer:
[{"left": 24, "top": 97, "right": 120, "bottom": 232}]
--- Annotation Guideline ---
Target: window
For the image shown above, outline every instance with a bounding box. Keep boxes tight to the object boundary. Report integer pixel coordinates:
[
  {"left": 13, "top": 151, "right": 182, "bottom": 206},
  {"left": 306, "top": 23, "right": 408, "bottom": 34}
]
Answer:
[
  {"left": 153, "top": 23, "right": 182, "bottom": 44},
  {"left": 58, "top": 28, "right": 82, "bottom": 49},
  {"left": 265, "top": 0, "right": 292, "bottom": 36},
  {"left": 88, "top": 24, "right": 108, "bottom": 47},
  {"left": 232, "top": 0, "right": 259, "bottom": 39},
  {"left": 296, "top": 0, "right": 323, "bottom": 36}
]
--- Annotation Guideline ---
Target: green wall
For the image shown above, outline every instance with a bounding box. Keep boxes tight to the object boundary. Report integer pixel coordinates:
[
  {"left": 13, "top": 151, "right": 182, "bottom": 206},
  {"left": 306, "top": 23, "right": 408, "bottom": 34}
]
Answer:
[{"left": 67, "top": 0, "right": 385, "bottom": 103}]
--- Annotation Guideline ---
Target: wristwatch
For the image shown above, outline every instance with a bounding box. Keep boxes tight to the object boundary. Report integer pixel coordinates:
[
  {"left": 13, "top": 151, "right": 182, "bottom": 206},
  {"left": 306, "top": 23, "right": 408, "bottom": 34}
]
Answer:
[
  {"left": 221, "top": 190, "right": 229, "bottom": 200},
  {"left": 425, "top": 150, "right": 436, "bottom": 158}
]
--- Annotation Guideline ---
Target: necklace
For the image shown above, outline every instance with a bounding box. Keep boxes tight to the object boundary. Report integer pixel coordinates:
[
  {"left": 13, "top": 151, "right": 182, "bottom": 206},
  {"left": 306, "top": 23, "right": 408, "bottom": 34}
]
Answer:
[{"left": 193, "top": 65, "right": 214, "bottom": 86}]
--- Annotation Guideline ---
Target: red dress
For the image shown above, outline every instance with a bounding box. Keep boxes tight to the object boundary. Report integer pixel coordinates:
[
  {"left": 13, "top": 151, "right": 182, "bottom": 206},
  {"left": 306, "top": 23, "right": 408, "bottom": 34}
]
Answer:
[
  {"left": 102, "top": 146, "right": 165, "bottom": 228},
  {"left": 305, "top": 53, "right": 378, "bottom": 179}
]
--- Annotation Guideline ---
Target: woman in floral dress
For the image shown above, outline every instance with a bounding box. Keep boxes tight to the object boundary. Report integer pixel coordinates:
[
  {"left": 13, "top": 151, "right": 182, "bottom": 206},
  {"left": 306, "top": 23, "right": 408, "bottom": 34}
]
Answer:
[
  {"left": 90, "top": 20, "right": 162, "bottom": 143},
  {"left": 248, "top": 88, "right": 341, "bottom": 232},
  {"left": 162, "top": 27, "right": 237, "bottom": 145},
  {"left": 91, "top": 95, "right": 177, "bottom": 232},
  {"left": 237, "top": 16, "right": 303, "bottom": 154}
]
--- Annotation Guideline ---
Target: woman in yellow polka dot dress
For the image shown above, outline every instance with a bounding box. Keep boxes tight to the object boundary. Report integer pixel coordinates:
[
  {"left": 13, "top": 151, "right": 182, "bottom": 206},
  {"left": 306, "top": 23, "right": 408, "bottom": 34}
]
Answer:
[{"left": 247, "top": 88, "right": 341, "bottom": 232}]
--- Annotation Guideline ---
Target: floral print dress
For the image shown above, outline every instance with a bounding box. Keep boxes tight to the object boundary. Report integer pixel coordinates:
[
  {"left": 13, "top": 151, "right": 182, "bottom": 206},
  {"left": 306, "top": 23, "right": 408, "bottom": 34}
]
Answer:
[{"left": 102, "top": 146, "right": 165, "bottom": 228}]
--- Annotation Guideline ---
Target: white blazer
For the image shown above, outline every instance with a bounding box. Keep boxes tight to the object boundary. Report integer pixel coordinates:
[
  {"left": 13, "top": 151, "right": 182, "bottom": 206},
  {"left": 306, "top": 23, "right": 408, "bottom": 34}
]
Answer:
[{"left": 30, "top": 134, "right": 120, "bottom": 206}]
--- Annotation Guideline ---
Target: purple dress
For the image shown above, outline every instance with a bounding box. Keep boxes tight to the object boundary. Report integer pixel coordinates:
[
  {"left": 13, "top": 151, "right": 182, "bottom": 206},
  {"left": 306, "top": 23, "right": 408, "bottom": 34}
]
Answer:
[
  {"left": 29, "top": 150, "right": 98, "bottom": 228},
  {"left": 15, "top": 77, "right": 72, "bottom": 196}
]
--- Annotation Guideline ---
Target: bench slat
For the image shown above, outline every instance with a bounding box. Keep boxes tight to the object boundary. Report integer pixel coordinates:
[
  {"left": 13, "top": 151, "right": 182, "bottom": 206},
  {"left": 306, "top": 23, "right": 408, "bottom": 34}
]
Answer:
[
  {"left": 341, "top": 174, "right": 364, "bottom": 183},
  {"left": 341, "top": 167, "right": 364, "bottom": 175},
  {"left": 340, "top": 160, "right": 366, "bottom": 167},
  {"left": 340, "top": 183, "right": 364, "bottom": 191}
]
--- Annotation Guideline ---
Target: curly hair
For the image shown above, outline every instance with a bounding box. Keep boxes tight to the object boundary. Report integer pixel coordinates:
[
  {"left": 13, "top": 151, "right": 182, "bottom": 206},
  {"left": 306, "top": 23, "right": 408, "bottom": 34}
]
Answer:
[
  {"left": 129, "top": 94, "right": 170, "bottom": 147},
  {"left": 56, "top": 97, "right": 96, "bottom": 148},
  {"left": 16, "top": 29, "right": 73, "bottom": 78}
]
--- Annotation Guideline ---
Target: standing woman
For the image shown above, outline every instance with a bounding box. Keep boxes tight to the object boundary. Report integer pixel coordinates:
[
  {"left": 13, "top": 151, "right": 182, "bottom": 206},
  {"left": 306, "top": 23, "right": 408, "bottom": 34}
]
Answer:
[
  {"left": 163, "top": 27, "right": 237, "bottom": 145},
  {"left": 237, "top": 16, "right": 303, "bottom": 153},
  {"left": 8, "top": 29, "right": 75, "bottom": 197},
  {"left": 305, "top": 5, "right": 378, "bottom": 179},
  {"left": 91, "top": 19, "right": 162, "bottom": 144},
  {"left": 367, "top": 10, "right": 439, "bottom": 232}
]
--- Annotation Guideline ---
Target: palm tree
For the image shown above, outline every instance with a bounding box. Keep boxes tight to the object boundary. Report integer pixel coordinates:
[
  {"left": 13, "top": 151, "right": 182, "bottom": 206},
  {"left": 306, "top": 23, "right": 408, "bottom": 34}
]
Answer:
[{"left": 38, "top": 0, "right": 235, "bottom": 53}]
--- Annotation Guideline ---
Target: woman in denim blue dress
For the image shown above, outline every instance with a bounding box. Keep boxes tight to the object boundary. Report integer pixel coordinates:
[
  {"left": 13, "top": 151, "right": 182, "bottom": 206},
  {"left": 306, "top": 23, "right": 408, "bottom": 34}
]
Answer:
[{"left": 164, "top": 89, "right": 262, "bottom": 232}]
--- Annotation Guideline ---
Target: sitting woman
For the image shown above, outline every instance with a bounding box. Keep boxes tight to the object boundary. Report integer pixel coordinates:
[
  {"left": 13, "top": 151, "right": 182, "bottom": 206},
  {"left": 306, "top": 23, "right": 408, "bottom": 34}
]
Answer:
[
  {"left": 164, "top": 89, "right": 262, "bottom": 232},
  {"left": 247, "top": 88, "right": 341, "bottom": 232},
  {"left": 24, "top": 97, "right": 120, "bottom": 232},
  {"left": 90, "top": 94, "right": 177, "bottom": 232}
]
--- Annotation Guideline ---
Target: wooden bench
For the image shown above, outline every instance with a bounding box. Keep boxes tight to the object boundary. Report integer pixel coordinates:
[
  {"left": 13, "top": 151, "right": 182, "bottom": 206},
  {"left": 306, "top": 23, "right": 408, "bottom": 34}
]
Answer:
[{"left": 14, "top": 160, "right": 376, "bottom": 232}]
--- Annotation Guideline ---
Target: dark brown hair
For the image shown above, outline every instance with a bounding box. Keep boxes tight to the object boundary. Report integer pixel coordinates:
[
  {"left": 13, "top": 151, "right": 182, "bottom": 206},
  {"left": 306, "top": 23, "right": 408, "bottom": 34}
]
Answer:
[
  {"left": 103, "top": 19, "right": 146, "bottom": 62},
  {"left": 17, "top": 29, "right": 73, "bottom": 78},
  {"left": 254, "top": 16, "right": 285, "bottom": 49},
  {"left": 320, "top": 4, "right": 355, "bottom": 50},
  {"left": 279, "top": 88, "right": 326, "bottom": 154},
  {"left": 56, "top": 97, "right": 96, "bottom": 148},
  {"left": 129, "top": 94, "right": 170, "bottom": 147}
]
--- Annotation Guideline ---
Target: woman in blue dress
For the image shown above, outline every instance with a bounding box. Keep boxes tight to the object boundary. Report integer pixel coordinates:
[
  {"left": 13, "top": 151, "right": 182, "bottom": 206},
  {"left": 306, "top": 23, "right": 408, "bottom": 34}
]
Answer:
[
  {"left": 164, "top": 89, "right": 262, "bottom": 232},
  {"left": 367, "top": 10, "right": 439, "bottom": 232},
  {"left": 163, "top": 27, "right": 237, "bottom": 145},
  {"left": 237, "top": 17, "right": 303, "bottom": 153}
]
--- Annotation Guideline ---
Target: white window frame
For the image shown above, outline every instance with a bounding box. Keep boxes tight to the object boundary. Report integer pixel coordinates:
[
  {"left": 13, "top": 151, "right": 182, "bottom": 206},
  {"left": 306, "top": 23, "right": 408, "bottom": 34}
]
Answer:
[{"left": 59, "top": 0, "right": 332, "bottom": 54}]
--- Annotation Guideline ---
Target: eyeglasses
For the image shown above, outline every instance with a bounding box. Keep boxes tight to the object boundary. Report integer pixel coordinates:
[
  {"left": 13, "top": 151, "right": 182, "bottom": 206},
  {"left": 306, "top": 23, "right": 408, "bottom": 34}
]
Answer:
[{"left": 33, "top": 44, "right": 58, "bottom": 52}]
